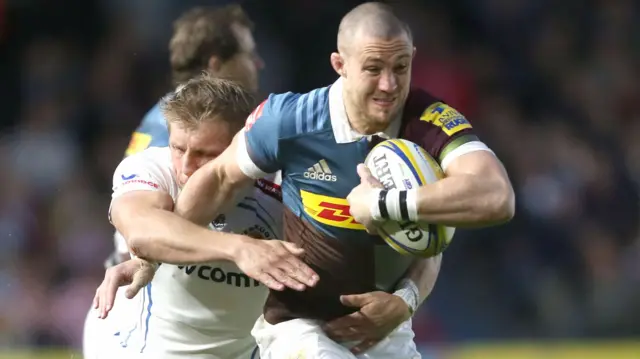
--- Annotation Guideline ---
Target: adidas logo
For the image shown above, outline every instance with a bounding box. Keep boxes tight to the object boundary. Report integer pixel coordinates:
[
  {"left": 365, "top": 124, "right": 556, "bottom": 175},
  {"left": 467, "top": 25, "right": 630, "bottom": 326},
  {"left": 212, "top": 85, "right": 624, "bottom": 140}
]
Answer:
[{"left": 304, "top": 159, "right": 337, "bottom": 182}]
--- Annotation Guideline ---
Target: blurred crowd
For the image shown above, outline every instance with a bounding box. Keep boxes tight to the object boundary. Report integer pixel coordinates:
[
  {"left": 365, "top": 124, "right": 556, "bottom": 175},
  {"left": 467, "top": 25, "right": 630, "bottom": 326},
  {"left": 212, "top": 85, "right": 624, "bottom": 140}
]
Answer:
[{"left": 0, "top": 0, "right": 639, "bottom": 351}]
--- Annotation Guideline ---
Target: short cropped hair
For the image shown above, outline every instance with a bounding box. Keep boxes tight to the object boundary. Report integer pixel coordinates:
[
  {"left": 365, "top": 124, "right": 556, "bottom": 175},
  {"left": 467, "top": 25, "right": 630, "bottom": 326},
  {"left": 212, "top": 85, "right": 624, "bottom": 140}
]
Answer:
[
  {"left": 161, "top": 74, "right": 254, "bottom": 131},
  {"left": 169, "top": 4, "right": 254, "bottom": 85}
]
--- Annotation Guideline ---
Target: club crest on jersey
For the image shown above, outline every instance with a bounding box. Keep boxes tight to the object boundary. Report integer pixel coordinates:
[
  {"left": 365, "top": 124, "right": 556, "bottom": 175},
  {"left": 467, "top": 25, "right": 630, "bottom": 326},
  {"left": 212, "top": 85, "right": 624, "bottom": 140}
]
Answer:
[
  {"left": 125, "top": 132, "right": 152, "bottom": 156},
  {"left": 211, "top": 214, "right": 226, "bottom": 230},
  {"left": 300, "top": 190, "right": 365, "bottom": 230},
  {"left": 245, "top": 100, "right": 267, "bottom": 131},
  {"left": 420, "top": 102, "right": 472, "bottom": 136}
]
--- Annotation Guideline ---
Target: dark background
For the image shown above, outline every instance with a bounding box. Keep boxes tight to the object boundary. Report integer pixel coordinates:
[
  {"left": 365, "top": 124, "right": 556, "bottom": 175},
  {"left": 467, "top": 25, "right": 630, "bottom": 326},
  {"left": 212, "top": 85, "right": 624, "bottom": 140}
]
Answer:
[{"left": 1, "top": 0, "right": 639, "bottom": 356}]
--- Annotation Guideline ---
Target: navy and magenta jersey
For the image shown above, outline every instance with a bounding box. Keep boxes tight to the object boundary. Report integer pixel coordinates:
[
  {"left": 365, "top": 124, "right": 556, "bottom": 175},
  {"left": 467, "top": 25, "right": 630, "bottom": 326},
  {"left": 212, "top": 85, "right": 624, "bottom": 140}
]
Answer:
[{"left": 238, "top": 78, "right": 492, "bottom": 323}]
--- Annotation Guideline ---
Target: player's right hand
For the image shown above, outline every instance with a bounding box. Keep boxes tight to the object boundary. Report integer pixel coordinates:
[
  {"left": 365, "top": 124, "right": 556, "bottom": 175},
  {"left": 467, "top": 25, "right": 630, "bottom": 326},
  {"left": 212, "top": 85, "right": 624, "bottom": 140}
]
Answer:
[
  {"left": 93, "top": 258, "right": 157, "bottom": 319},
  {"left": 232, "top": 239, "right": 319, "bottom": 291}
]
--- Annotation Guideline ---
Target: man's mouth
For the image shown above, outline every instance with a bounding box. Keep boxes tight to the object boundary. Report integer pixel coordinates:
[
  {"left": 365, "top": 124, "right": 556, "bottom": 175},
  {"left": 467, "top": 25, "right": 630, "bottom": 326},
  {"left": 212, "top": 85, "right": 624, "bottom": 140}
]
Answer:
[{"left": 372, "top": 97, "right": 396, "bottom": 107}]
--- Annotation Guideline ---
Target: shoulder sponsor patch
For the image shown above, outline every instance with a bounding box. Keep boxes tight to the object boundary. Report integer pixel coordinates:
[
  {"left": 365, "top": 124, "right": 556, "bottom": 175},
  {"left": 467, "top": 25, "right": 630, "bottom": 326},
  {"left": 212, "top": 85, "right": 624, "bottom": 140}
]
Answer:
[
  {"left": 119, "top": 178, "right": 159, "bottom": 189},
  {"left": 419, "top": 102, "right": 472, "bottom": 136},
  {"left": 125, "top": 132, "right": 152, "bottom": 156},
  {"left": 245, "top": 100, "right": 267, "bottom": 131}
]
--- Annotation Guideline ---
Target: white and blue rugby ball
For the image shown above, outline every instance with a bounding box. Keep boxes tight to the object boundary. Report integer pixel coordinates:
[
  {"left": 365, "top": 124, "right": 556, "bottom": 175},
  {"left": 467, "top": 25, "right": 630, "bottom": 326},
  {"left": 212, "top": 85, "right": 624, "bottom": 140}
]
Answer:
[{"left": 365, "top": 139, "right": 455, "bottom": 257}]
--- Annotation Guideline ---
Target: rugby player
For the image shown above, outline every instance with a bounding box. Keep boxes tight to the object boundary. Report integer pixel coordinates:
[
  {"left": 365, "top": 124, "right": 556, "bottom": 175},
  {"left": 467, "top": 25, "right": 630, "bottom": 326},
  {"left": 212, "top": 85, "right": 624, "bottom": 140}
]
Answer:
[
  {"left": 96, "top": 76, "right": 316, "bottom": 359},
  {"left": 83, "top": 4, "right": 264, "bottom": 357},
  {"left": 174, "top": 2, "right": 514, "bottom": 358}
]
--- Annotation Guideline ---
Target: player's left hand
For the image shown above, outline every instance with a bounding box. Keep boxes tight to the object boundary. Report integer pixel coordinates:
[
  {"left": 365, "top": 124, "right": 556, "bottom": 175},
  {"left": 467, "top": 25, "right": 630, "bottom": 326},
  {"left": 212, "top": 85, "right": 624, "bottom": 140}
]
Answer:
[
  {"left": 347, "top": 164, "right": 383, "bottom": 233},
  {"left": 322, "top": 291, "right": 412, "bottom": 354}
]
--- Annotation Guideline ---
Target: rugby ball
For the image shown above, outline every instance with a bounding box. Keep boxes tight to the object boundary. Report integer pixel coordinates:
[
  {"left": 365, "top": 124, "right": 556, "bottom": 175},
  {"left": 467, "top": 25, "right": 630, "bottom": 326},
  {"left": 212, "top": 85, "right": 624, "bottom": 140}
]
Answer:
[{"left": 365, "top": 139, "right": 455, "bottom": 257}]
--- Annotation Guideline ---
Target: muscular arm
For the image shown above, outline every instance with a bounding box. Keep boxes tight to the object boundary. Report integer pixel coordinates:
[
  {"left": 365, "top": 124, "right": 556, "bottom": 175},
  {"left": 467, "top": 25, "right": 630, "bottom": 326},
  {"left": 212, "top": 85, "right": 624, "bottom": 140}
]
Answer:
[
  {"left": 111, "top": 190, "right": 244, "bottom": 265},
  {"left": 175, "top": 131, "right": 255, "bottom": 226},
  {"left": 416, "top": 151, "right": 515, "bottom": 227}
]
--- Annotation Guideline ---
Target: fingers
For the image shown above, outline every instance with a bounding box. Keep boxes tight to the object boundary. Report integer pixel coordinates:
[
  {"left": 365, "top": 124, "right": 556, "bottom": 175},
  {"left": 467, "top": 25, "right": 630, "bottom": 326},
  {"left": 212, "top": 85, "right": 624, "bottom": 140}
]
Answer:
[
  {"left": 256, "top": 272, "right": 285, "bottom": 291},
  {"left": 93, "top": 288, "right": 100, "bottom": 309},
  {"left": 340, "top": 293, "right": 370, "bottom": 307},
  {"left": 351, "top": 339, "right": 380, "bottom": 355},
  {"left": 278, "top": 241, "right": 319, "bottom": 288},
  {"left": 323, "top": 312, "right": 369, "bottom": 342},
  {"left": 125, "top": 264, "right": 155, "bottom": 299},
  {"left": 326, "top": 326, "right": 364, "bottom": 343},
  {"left": 267, "top": 267, "right": 307, "bottom": 291},
  {"left": 356, "top": 164, "right": 383, "bottom": 188}
]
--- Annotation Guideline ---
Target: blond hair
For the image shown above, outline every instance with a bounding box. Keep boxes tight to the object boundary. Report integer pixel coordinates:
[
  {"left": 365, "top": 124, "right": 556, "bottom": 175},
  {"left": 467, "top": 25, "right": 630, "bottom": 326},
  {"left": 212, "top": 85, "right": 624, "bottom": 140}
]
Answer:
[{"left": 161, "top": 74, "right": 254, "bottom": 131}]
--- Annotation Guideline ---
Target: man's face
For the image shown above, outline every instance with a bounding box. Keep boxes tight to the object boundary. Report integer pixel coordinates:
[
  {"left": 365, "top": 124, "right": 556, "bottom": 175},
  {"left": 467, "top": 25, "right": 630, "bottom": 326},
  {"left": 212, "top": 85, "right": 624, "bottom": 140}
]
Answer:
[
  {"left": 168, "top": 119, "right": 235, "bottom": 187},
  {"left": 342, "top": 32, "right": 414, "bottom": 129},
  {"left": 217, "top": 24, "right": 264, "bottom": 92}
]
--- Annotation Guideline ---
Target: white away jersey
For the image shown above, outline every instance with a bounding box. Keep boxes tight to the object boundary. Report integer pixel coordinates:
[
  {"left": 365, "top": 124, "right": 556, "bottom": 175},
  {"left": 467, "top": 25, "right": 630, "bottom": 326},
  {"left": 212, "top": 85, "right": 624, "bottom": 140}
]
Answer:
[{"left": 110, "top": 147, "right": 282, "bottom": 357}]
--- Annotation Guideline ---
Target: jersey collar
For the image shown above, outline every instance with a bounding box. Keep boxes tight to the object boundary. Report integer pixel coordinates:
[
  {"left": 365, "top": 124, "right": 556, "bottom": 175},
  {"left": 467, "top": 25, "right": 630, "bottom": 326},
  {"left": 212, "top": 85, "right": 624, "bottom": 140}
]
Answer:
[{"left": 328, "top": 77, "right": 401, "bottom": 144}]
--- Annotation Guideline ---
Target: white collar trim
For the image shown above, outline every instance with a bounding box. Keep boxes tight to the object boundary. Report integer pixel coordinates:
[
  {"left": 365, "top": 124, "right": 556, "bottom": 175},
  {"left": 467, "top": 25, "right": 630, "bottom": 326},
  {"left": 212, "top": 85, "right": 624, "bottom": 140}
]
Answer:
[{"left": 328, "top": 77, "right": 401, "bottom": 143}]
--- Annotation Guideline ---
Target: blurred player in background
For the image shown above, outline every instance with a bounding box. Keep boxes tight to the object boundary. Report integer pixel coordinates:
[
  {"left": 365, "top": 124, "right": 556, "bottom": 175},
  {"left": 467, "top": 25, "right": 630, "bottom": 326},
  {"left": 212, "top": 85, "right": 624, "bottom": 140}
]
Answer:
[
  {"left": 96, "top": 76, "right": 315, "bottom": 358},
  {"left": 174, "top": 2, "right": 514, "bottom": 358},
  {"left": 82, "top": 4, "right": 264, "bottom": 358}
]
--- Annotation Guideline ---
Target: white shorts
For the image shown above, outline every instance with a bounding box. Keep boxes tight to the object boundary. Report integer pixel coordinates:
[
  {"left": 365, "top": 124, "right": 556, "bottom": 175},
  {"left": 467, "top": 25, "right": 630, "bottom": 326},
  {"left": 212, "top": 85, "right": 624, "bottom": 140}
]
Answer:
[
  {"left": 83, "top": 286, "right": 135, "bottom": 359},
  {"left": 251, "top": 315, "right": 420, "bottom": 359}
]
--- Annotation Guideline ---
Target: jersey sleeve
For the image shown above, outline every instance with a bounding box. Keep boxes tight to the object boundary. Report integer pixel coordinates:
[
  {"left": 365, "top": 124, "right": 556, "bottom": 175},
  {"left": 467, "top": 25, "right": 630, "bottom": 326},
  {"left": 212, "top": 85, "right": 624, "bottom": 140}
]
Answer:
[
  {"left": 124, "top": 103, "right": 169, "bottom": 157},
  {"left": 407, "top": 101, "right": 494, "bottom": 171},
  {"left": 111, "top": 151, "right": 173, "bottom": 199},
  {"left": 236, "top": 94, "right": 296, "bottom": 179}
]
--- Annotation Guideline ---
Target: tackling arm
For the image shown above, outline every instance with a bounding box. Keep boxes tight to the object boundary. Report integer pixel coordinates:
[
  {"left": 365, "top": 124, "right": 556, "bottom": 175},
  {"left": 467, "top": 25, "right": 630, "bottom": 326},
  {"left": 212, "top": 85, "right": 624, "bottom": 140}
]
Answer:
[
  {"left": 394, "top": 254, "right": 442, "bottom": 314},
  {"left": 111, "top": 191, "right": 243, "bottom": 264}
]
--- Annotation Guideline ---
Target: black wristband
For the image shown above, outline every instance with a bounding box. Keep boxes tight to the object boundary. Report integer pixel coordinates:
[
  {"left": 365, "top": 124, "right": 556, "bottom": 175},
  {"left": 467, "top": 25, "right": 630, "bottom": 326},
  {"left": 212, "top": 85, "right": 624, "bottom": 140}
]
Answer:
[
  {"left": 378, "top": 189, "right": 389, "bottom": 219},
  {"left": 399, "top": 190, "right": 409, "bottom": 221}
]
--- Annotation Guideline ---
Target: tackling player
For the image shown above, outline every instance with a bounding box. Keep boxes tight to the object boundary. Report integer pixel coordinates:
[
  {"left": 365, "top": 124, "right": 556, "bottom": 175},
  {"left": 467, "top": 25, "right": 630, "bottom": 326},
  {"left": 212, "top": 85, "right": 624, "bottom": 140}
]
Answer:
[
  {"left": 174, "top": 2, "right": 514, "bottom": 358},
  {"left": 96, "top": 76, "right": 316, "bottom": 359},
  {"left": 83, "top": 4, "right": 264, "bottom": 357}
]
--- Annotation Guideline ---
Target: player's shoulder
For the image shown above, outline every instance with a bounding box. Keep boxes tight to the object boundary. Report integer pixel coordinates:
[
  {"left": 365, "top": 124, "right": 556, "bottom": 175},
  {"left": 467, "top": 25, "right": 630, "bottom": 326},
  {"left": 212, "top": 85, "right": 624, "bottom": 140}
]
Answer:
[
  {"left": 118, "top": 147, "right": 172, "bottom": 175},
  {"left": 247, "top": 86, "right": 331, "bottom": 138},
  {"left": 114, "top": 147, "right": 175, "bottom": 191},
  {"left": 403, "top": 88, "right": 472, "bottom": 137}
]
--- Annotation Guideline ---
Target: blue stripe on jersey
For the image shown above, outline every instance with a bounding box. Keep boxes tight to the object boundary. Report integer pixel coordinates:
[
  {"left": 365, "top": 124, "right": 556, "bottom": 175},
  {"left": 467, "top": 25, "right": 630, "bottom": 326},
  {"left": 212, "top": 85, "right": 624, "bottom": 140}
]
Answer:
[
  {"left": 295, "top": 95, "right": 306, "bottom": 135},
  {"left": 314, "top": 87, "right": 329, "bottom": 131},
  {"left": 120, "top": 285, "right": 146, "bottom": 348},
  {"left": 237, "top": 202, "right": 277, "bottom": 238},
  {"left": 250, "top": 345, "right": 259, "bottom": 359},
  {"left": 139, "top": 283, "right": 154, "bottom": 353},
  {"left": 306, "top": 89, "right": 317, "bottom": 133}
]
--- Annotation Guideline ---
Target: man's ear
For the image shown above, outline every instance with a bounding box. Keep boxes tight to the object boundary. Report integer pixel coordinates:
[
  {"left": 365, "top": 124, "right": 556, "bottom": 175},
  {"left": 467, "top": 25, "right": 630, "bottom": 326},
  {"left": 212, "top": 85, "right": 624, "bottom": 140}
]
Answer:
[{"left": 330, "top": 52, "right": 346, "bottom": 77}]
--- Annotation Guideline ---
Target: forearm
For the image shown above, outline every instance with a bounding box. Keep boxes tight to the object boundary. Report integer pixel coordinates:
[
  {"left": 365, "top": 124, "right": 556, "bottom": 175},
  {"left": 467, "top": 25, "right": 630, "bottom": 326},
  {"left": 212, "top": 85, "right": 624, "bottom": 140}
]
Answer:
[
  {"left": 416, "top": 174, "right": 513, "bottom": 227},
  {"left": 175, "top": 161, "right": 245, "bottom": 226},
  {"left": 121, "top": 208, "right": 242, "bottom": 265},
  {"left": 394, "top": 254, "right": 441, "bottom": 313}
]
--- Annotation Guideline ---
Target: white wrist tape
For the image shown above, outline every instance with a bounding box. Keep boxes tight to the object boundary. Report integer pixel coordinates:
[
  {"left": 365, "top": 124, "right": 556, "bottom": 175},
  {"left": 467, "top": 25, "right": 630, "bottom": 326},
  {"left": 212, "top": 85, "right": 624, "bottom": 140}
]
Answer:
[
  {"left": 393, "top": 279, "right": 420, "bottom": 315},
  {"left": 371, "top": 189, "right": 419, "bottom": 222}
]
